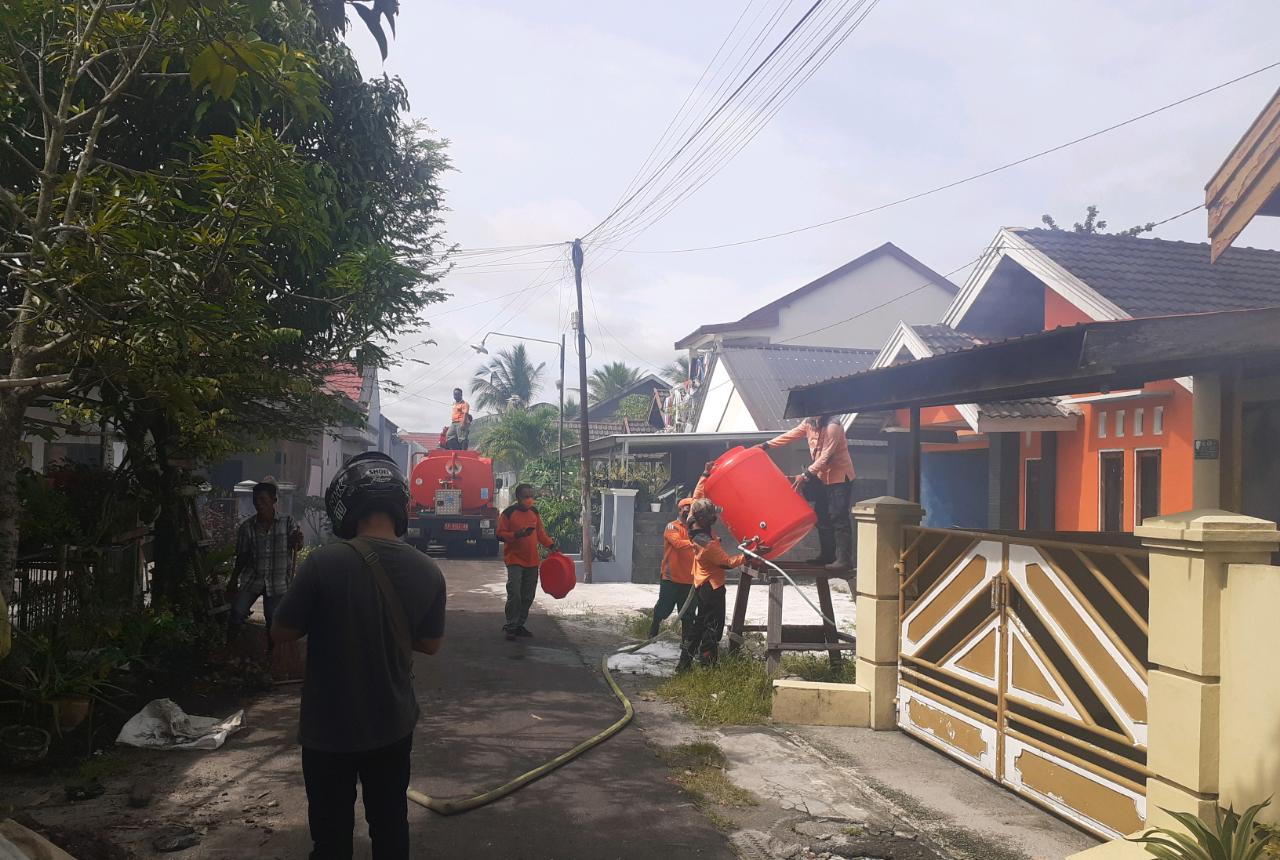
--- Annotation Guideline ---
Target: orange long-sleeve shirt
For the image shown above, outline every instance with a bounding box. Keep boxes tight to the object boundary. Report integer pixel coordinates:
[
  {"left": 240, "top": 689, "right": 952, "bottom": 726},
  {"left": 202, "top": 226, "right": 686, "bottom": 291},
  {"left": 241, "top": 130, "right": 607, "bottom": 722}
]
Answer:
[
  {"left": 768, "top": 418, "right": 855, "bottom": 485},
  {"left": 451, "top": 400, "right": 471, "bottom": 425},
  {"left": 690, "top": 532, "right": 744, "bottom": 590},
  {"left": 497, "top": 504, "right": 553, "bottom": 568},
  {"left": 662, "top": 520, "right": 696, "bottom": 584}
]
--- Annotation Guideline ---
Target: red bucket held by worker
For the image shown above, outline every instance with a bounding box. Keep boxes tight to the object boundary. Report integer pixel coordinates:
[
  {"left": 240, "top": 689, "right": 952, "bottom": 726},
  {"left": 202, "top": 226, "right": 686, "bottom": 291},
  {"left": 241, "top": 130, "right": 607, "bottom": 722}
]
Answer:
[
  {"left": 539, "top": 552, "right": 577, "bottom": 599},
  {"left": 702, "top": 446, "right": 817, "bottom": 560}
]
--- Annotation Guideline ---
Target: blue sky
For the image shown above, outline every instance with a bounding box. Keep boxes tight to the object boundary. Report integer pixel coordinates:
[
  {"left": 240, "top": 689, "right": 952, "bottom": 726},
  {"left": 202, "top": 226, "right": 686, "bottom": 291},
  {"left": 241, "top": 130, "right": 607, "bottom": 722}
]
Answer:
[{"left": 346, "top": 0, "right": 1280, "bottom": 430}]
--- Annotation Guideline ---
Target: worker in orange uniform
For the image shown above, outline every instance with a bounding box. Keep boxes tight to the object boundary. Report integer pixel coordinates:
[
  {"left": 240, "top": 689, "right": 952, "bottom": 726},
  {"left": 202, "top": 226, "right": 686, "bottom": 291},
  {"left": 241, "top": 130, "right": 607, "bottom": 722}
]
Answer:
[
  {"left": 647, "top": 497, "right": 696, "bottom": 639},
  {"left": 445, "top": 388, "right": 471, "bottom": 450},
  {"left": 760, "top": 414, "right": 856, "bottom": 572},
  {"left": 679, "top": 498, "right": 761, "bottom": 671},
  {"left": 497, "top": 483, "right": 555, "bottom": 641}
]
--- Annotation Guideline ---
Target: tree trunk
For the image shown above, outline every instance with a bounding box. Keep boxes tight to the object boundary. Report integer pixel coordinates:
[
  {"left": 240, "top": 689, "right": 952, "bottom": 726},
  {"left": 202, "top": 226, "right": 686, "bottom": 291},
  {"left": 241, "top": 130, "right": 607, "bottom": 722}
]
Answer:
[{"left": 0, "top": 394, "right": 28, "bottom": 603}]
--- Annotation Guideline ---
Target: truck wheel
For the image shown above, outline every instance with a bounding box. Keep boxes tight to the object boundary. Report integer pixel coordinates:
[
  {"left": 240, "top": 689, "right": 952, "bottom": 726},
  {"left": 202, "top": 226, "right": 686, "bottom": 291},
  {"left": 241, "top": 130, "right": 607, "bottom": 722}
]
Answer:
[{"left": 479, "top": 539, "right": 499, "bottom": 558}]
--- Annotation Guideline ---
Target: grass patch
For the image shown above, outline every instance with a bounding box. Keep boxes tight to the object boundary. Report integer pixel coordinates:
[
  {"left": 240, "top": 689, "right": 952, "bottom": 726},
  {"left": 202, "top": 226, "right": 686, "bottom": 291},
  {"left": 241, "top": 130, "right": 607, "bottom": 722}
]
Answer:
[
  {"left": 656, "top": 656, "right": 772, "bottom": 726},
  {"left": 779, "top": 653, "right": 857, "bottom": 684},
  {"left": 655, "top": 652, "right": 856, "bottom": 725},
  {"left": 659, "top": 742, "right": 757, "bottom": 812}
]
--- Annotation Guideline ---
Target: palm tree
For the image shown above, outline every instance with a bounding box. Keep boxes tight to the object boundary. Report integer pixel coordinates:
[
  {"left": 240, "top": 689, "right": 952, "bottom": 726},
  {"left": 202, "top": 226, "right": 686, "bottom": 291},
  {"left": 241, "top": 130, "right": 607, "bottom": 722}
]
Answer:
[
  {"left": 588, "top": 361, "right": 641, "bottom": 405},
  {"left": 478, "top": 407, "right": 555, "bottom": 471},
  {"left": 661, "top": 355, "right": 690, "bottom": 385},
  {"left": 471, "top": 343, "right": 546, "bottom": 412},
  {"left": 560, "top": 396, "right": 580, "bottom": 421}
]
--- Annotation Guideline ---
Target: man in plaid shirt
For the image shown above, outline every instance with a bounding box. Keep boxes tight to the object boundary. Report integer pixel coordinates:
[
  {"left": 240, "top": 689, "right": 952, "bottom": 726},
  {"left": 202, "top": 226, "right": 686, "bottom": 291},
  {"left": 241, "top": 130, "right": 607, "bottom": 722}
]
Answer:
[{"left": 228, "top": 480, "right": 303, "bottom": 647}]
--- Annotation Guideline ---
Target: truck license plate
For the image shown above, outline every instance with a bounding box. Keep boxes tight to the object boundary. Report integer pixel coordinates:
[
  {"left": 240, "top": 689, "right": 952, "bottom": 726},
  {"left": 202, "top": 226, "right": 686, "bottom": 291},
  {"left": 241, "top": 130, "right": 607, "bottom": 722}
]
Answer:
[{"left": 443, "top": 522, "right": 469, "bottom": 532}]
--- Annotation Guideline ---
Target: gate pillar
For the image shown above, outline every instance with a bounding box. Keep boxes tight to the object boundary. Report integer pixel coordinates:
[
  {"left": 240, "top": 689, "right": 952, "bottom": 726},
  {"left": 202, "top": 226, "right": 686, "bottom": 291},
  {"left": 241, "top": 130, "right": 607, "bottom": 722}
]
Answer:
[
  {"left": 1136, "top": 510, "right": 1280, "bottom": 829},
  {"left": 853, "top": 496, "right": 923, "bottom": 730}
]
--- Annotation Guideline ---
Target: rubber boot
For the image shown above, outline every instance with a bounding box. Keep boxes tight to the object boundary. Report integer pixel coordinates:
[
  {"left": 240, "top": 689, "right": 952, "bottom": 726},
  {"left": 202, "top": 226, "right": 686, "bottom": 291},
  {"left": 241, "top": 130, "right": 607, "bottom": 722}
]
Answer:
[
  {"left": 804, "top": 528, "right": 835, "bottom": 566},
  {"left": 825, "top": 531, "right": 854, "bottom": 573}
]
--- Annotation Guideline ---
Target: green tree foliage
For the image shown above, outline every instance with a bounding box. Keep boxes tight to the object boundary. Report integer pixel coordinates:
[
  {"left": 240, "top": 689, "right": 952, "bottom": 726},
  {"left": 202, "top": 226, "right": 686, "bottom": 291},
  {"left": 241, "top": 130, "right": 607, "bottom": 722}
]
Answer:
[
  {"left": 1041, "top": 205, "right": 1155, "bottom": 237},
  {"left": 471, "top": 343, "right": 546, "bottom": 413},
  {"left": 662, "top": 355, "right": 690, "bottom": 385},
  {"left": 478, "top": 407, "right": 554, "bottom": 472},
  {"left": 616, "top": 394, "right": 653, "bottom": 423},
  {"left": 588, "top": 361, "right": 642, "bottom": 405},
  {"left": 0, "top": 1, "right": 449, "bottom": 601},
  {"left": 561, "top": 396, "right": 581, "bottom": 421}
]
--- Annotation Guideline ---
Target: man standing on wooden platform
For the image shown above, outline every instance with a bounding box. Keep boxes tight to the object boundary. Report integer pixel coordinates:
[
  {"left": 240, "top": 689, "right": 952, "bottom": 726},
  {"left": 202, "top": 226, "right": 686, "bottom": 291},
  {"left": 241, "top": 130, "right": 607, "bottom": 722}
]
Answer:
[{"left": 760, "top": 414, "right": 856, "bottom": 572}]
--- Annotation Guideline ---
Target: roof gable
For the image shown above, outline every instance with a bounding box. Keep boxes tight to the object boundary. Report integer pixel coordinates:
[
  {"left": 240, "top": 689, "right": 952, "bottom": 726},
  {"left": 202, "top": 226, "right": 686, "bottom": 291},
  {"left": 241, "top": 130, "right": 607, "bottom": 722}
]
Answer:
[
  {"left": 588, "top": 373, "right": 666, "bottom": 421},
  {"left": 718, "top": 344, "right": 877, "bottom": 430},
  {"left": 945, "top": 227, "right": 1280, "bottom": 330},
  {"left": 676, "top": 243, "right": 957, "bottom": 349}
]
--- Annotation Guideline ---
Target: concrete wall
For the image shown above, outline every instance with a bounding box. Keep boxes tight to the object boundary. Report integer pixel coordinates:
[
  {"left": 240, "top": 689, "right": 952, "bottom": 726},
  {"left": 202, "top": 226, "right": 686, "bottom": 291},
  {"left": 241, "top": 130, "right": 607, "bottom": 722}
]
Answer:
[{"left": 1219, "top": 562, "right": 1280, "bottom": 825}]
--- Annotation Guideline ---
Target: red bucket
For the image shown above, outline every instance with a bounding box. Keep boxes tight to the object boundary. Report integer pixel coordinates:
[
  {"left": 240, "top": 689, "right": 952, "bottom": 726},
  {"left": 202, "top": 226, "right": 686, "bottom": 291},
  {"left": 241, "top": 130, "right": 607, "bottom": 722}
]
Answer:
[
  {"left": 539, "top": 552, "right": 577, "bottom": 599},
  {"left": 702, "top": 446, "right": 817, "bottom": 560}
]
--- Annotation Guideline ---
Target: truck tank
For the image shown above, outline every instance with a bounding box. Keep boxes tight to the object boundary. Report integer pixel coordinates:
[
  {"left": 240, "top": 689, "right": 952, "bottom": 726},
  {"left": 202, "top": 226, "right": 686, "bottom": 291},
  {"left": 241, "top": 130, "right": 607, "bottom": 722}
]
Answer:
[{"left": 410, "top": 449, "right": 496, "bottom": 514}]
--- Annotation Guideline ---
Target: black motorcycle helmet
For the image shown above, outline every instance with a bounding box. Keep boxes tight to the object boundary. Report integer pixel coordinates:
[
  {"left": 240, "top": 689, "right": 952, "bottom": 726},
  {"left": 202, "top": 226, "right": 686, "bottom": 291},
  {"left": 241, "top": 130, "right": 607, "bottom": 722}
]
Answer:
[{"left": 325, "top": 451, "right": 410, "bottom": 539}]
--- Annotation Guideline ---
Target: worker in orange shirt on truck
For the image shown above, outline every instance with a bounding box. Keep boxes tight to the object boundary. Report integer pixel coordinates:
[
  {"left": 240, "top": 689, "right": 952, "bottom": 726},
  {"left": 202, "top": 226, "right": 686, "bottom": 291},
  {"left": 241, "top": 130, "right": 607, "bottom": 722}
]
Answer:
[
  {"left": 497, "top": 483, "right": 555, "bottom": 642},
  {"left": 679, "top": 497, "right": 763, "bottom": 671},
  {"left": 445, "top": 388, "right": 472, "bottom": 450},
  {"left": 760, "top": 414, "right": 856, "bottom": 572},
  {"left": 647, "top": 497, "right": 696, "bottom": 639}
]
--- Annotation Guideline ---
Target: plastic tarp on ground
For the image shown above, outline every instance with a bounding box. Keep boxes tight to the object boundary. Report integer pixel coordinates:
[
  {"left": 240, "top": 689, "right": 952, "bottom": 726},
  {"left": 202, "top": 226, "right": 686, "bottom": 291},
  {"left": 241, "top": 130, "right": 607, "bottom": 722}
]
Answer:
[{"left": 116, "top": 698, "right": 244, "bottom": 751}]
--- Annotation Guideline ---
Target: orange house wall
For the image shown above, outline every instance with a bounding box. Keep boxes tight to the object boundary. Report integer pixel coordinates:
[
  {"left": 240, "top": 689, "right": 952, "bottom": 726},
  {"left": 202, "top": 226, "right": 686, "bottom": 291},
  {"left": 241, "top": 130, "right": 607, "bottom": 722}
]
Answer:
[
  {"left": 1044, "top": 288, "right": 1093, "bottom": 329},
  {"left": 1038, "top": 287, "right": 1194, "bottom": 531},
  {"left": 1053, "top": 381, "right": 1194, "bottom": 531}
]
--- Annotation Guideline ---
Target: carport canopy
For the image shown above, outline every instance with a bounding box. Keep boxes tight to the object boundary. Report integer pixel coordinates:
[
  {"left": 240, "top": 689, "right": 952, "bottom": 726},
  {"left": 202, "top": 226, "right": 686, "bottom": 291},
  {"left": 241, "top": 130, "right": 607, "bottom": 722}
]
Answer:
[{"left": 785, "top": 306, "right": 1280, "bottom": 418}]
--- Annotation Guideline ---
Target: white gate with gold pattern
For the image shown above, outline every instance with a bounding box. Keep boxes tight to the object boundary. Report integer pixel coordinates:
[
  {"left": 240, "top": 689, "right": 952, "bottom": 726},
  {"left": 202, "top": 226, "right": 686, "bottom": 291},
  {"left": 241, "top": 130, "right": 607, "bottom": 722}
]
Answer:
[{"left": 896, "top": 529, "right": 1150, "bottom": 838}]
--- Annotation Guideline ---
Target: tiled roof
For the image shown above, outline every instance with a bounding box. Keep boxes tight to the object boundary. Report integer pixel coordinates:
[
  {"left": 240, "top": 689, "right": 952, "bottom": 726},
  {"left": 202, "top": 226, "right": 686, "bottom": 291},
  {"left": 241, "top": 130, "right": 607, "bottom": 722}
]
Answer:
[
  {"left": 1016, "top": 228, "right": 1280, "bottom": 317},
  {"left": 977, "top": 399, "right": 1076, "bottom": 420},
  {"left": 324, "top": 365, "right": 365, "bottom": 403},
  {"left": 719, "top": 344, "right": 878, "bottom": 430},
  {"left": 909, "top": 327, "right": 1076, "bottom": 422},
  {"left": 399, "top": 431, "right": 443, "bottom": 452},
  {"left": 909, "top": 324, "right": 985, "bottom": 355}
]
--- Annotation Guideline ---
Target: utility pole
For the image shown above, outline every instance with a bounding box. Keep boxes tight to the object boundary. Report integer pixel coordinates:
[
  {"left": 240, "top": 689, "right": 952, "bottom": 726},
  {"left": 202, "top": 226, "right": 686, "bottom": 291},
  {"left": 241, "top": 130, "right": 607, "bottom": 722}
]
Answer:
[
  {"left": 558, "top": 332, "right": 565, "bottom": 497},
  {"left": 572, "top": 238, "right": 592, "bottom": 582}
]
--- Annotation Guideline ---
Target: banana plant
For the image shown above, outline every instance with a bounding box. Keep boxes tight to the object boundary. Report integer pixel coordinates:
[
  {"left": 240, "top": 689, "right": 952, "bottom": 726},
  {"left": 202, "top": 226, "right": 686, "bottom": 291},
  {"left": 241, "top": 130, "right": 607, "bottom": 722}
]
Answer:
[{"left": 1128, "top": 799, "right": 1273, "bottom": 860}]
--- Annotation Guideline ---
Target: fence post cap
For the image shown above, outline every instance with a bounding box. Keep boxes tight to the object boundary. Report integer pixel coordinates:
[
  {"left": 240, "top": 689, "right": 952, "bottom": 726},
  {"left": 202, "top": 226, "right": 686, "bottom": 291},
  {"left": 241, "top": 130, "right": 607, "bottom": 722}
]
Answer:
[{"left": 1136, "top": 508, "right": 1280, "bottom": 547}]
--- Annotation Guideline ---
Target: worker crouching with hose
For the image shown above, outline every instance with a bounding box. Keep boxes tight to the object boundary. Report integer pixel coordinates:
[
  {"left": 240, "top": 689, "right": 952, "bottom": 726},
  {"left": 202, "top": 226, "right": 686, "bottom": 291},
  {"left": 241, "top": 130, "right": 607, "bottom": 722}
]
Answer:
[{"left": 679, "top": 498, "right": 766, "bottom": 671}]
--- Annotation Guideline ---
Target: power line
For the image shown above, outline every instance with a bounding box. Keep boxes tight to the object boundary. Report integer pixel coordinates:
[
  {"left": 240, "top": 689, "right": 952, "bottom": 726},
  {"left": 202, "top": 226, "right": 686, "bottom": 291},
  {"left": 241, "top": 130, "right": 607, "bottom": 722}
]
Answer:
[
  {"left": 590, "top": 0, "right": 881, "bottom": 250},
  {"left": 608, "top": 60, "right": 1280, "bottom": 255},
  {"left": 592, "top": 0, "right": 880, "bottom": 249},
  {"left": 583, "top": 0, "right": 847, "bottom": 241}
]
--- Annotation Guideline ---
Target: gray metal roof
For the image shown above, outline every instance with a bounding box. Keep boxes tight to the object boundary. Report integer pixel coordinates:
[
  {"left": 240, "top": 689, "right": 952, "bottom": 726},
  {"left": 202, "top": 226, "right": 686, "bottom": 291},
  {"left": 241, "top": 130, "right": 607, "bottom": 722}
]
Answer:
[
  {"left": 1016, "top": 228, "right": 1280, "bottom": 317},
  {"left": 719, "top": 344, "right": 877, "bottom": 430}
]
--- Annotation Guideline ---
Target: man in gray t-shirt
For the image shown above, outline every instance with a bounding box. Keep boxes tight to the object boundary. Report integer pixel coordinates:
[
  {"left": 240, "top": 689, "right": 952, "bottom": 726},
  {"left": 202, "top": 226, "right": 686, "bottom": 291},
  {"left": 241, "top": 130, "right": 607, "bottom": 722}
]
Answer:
[{"left": 272, "top": 452, "right": 445, "bottom": 860}]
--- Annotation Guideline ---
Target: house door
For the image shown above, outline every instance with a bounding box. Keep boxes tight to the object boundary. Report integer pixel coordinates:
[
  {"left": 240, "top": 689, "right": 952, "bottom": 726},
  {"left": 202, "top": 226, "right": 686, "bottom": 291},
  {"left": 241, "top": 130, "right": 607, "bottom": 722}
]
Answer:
[
  {"left": 898, "top": 529, "right": 1150, "bottom": 839},
  {"left": 1099, "top": 452, "right": 1125, "bottom": 531}
]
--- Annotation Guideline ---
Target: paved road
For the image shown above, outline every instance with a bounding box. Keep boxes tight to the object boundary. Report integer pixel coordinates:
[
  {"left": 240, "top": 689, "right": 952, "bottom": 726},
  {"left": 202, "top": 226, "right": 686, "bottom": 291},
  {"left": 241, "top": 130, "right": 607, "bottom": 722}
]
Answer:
[
  {"left": 12, "top": 557, "right": 732, "bottom": 860},
  {"left": 403, "top": 557, "right": 731, "bottom": 859}
]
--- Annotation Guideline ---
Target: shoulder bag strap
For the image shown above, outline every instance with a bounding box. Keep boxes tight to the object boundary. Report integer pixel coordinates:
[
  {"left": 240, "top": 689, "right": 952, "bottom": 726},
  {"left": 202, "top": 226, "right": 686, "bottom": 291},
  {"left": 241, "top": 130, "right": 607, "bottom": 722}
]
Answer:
[{"left": 345, "top": 538, "right": 415, "bottom": 670}]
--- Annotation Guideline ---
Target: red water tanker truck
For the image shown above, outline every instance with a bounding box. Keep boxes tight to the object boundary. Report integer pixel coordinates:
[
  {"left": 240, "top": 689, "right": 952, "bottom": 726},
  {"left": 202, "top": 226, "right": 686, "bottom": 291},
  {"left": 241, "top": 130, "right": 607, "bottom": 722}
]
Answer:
[{"left": 406, "top": 448, "right": 501, "bottom": 557}]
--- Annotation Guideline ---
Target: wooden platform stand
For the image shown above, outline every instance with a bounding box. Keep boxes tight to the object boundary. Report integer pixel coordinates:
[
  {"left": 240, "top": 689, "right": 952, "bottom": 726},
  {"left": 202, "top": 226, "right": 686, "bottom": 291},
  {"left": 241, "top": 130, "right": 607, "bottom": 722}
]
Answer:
[{"left": 726, "top": 568, "right": 856, "bottom": 675}]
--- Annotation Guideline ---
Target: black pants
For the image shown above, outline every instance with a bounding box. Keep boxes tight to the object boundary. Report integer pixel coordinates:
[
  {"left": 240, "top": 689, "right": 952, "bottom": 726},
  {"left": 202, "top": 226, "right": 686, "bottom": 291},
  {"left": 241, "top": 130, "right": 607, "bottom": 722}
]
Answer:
[
  {"left": 301, "top": 733, "right": 413, "bottom": 859},
  {"left": 682, "top": 582, "right": 727, "bottom": 665},
  {"left": 826, "top": 479, "right": 855, "bottom": 565},
  {"left": 649, "top": 579, "right": 693, "bottom": 638}
]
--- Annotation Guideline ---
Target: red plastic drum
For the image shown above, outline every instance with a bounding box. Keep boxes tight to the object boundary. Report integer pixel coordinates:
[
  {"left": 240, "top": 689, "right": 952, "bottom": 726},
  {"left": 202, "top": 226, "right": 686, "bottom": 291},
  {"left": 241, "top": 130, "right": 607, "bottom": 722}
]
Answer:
[
  {"left": 539, "top": 552, "right": 577, "bottom": 599},
  {"left": 701, "top": 446, "right": 817, "bottom": 560}
]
